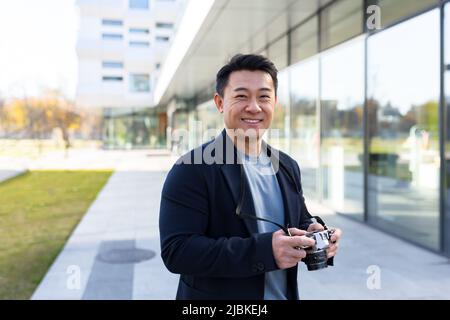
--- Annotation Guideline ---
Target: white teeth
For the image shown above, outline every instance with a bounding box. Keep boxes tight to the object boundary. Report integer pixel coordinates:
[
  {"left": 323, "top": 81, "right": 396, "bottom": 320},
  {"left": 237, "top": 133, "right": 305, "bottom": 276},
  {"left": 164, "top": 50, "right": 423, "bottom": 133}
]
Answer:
[{"left": 242, "top": 119, "right": 261, "bottom": 123}]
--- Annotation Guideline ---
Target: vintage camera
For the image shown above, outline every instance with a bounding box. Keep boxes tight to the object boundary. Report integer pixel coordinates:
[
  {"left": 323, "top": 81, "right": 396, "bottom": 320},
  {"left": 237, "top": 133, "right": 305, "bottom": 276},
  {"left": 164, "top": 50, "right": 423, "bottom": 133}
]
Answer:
[{"left": 302, "top": 229, "right": 334, "bottom": 271}]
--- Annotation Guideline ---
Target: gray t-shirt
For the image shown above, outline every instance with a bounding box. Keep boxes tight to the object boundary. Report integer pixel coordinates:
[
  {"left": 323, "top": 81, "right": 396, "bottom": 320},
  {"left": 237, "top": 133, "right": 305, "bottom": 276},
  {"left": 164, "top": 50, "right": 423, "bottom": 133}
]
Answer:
[{"left": 241, "top": 150, "right": 288, "bottom": 300}]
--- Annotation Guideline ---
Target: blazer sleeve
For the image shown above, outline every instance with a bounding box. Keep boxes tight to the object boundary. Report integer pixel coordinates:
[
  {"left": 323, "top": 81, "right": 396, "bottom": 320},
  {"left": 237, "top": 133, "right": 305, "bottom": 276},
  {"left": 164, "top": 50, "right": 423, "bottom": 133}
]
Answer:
[{"left": 159, "top": 162, "right": 279, "bottom": 278}]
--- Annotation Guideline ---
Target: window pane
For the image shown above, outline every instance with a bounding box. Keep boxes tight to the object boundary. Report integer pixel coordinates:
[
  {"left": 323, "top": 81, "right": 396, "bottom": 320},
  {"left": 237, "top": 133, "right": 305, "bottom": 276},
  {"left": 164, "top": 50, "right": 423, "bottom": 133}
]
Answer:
[
  {"left": 267, "top": 35, "right": 287, "bottom": 70},
  {"left": 321, "top": 0, "right": 363, "bottom": 50},
  {"left": 129, "top": 41, "right": 149, "bottom": 47},
  {"left": 102, "top": 76, "right": 123, "bottom": 81},
  {"left": 130, "top": 74, "right": 150, "bottom": 92},
  {"left": 102, "top": 19, "right": 123, "bottom": 26},
  {"left": 289, "top": 58, "right": 319, "bottom": 199},
  {"left": 102, "top": 61, "right": 123, "bottom": 68},
  {"left": 129, "top": 0, "right": 149, "bottom": 9},
  {"left": 267, "top": 70, "right": 289, "bottom": 152},
  {"left": 369, "top": 0, "right": 438, "bottom": 29},
  {"left": 320, "top": 37, "right": 365, "bottom": 220},
  {"left": 129, "top": 28, "right": 149, "bottom": 34},
  {"left": 290, "top": 16, "right": 318, "bottom": 65},
  {"left": 102, "top": 33, "right": 123, "bottom": 40},
  {"left": 156, "top": 22, "right": 174, "bottom": 29},
  {"left": 156, "top": 36, "right": 170, "bottom": 42},
  {"left": 367, "top": 9, "right": 440, "bottom": 250},
  {"left": 445, "top": 2, "right": 450, "bottom": 255}
]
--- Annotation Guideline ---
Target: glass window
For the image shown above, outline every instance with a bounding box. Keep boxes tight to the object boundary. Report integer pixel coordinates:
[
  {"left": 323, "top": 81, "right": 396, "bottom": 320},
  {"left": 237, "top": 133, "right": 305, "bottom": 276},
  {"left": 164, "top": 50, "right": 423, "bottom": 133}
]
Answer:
[
  {"left": 267, "top": 35, "right": 288, "bottom": 70},
  {"left": 102, "top": 19, "right": 123, "bottom": 26},
  {"left": 156, "top": 22, "right": 174, "bottom": 29},
  {"left": 290, "top": 16, "right": 318, "bottom": 65},
  {"left": 102, "top": 61, "right": 123, "bottom": 69},
  {"left": 156, "top": 36, "right": 170, "bottom": 42},
  {"left": 102, "top": 33, "right": 123, "bottom": 40},
  {"left": 367, "top": 0, "right": 438, "bottom": 29},
  {"left": 102, "top": 76, "right": 123, "bottom": 82},
  {"left": 129, "top": 0, "right": 149, "bottom": 9},
  {"left": 129, "top": 41, "right": 150, "bottom": 47},
  {"left": 289, "top": 58, "right": 320, "bottom": 199},
  {"left": 321, "top": 0, "right": 363, "bottom": 50},
  {"left": 320, "top": 37, "right": 365, "bottom": 220},
  {"left": 367, "top": 9, "right": 440, "bottom": 250},
  {"left": 129, "top": 74, "right": 150, "bottom": 92},
  {"left": 267, "top": 70, "right": 289, "bottom": 152},
  {"left": 129, "top": 28, "right": 149, "bottom": 34},
  {"left": 444, "top": 2, "right": 450, "bottom": 255}
]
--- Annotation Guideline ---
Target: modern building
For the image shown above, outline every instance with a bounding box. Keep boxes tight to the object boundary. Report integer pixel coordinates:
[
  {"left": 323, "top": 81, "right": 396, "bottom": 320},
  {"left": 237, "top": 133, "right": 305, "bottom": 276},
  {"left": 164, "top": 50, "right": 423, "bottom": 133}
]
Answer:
[
  {"left": 75, "top": 0, "right": 186, "bottom": 148},
  {"left": 147, "top": 0, "right": 450, "bottom": 257}
]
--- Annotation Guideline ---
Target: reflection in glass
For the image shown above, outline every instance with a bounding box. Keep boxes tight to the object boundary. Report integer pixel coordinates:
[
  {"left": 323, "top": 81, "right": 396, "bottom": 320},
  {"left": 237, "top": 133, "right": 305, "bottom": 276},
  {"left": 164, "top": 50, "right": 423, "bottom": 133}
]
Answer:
[
  {"left": 267, "top": 70, "right": 289, "bottom": 152},
  {"left": 320, "top": 37, "right": 364, "bottom": 220},
  {"left": 289, "top": 58, "right": 319, "bottom": 199},
  {"left": 445, "top": 3, "right": 450, "bottom": 253},
  {"left": 367, "top": 9, "right": 440, "bottom": 249}
]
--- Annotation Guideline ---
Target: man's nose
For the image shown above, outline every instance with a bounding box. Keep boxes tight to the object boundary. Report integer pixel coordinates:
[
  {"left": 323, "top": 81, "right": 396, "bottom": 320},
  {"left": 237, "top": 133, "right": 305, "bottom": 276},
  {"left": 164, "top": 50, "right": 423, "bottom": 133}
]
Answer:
[{"left": 245, "top": 98, "right": 262, "bottom": 113}]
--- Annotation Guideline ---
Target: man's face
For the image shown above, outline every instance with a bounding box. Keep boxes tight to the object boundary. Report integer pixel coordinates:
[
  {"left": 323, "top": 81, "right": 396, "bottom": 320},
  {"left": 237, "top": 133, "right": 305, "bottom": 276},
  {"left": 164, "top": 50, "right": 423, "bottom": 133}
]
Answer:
[{"left": 214, "top": 70, "right": 277, "bottom": 138}]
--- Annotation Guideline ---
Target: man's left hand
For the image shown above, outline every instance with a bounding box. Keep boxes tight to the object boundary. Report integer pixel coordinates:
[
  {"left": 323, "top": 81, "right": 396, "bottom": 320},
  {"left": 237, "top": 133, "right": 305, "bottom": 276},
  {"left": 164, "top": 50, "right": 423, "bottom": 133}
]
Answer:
[{"left": 307, "top": 223, "right": 342, "bottom": 259}]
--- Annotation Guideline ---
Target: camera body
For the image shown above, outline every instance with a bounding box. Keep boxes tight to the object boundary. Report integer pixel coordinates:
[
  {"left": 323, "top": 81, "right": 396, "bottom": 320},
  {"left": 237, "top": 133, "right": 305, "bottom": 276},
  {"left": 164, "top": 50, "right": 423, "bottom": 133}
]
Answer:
[{"left": 302, "top": 229, "right": 333, "bottom": 271}]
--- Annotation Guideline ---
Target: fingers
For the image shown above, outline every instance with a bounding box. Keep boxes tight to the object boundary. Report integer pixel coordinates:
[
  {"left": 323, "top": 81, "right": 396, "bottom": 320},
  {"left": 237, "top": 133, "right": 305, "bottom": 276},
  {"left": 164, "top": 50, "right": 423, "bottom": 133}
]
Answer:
[
  {"left": 286, "top": 228, "right": 307, "bottom": 236},
  {"left": 286, "top": 234, "right": 315, "bottom": 248},
  {"left": 326, "top": 242, "right": 338, "bottom": 258},
  {"left": 307, "top": 223, "right": 324, "bottom": 232},
  {"left": 329, "top": 227, "right": 342, "bottom": 244}
]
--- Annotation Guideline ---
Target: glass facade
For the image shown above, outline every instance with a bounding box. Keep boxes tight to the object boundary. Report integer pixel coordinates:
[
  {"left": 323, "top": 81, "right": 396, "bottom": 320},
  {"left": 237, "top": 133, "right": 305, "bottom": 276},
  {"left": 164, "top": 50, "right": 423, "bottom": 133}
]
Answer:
[
  {"left": 129, "top": 0, "right": 149, "bottom": 10},
  {"left": 151, "top": 0, "right": 449, "bottom": 254},
  {"left": 103, "top": 108, "right": 167, "bottom": 149},
  {"left": 129, "top": 74, "right": 150, "bottom": 92},
  {"left": 368, "top": 0, "right": 439, "bottom": 28},
  {"left": 367, "top": 9, "right": 440, "bottom": 249},
  {"left": 320, "top": 37, "right": 365, "bottom": 219},
  {"left": 444, "top": 2, "right": 450, "bottom": 256},
  {"left": 290, "top": 58, "right": 320, "bottom": 199}
]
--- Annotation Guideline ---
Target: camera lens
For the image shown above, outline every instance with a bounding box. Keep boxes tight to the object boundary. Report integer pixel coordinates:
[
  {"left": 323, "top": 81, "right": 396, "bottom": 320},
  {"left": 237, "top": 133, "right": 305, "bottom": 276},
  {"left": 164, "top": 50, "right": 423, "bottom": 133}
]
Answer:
[{"left": 303, "top": 250, "right": 328, "bottom": 271}]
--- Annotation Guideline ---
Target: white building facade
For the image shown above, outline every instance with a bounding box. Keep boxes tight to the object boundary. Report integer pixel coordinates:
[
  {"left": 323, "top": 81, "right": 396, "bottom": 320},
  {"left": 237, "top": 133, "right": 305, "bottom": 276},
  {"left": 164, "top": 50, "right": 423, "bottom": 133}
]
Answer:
[{"left": 76, "top": 0, "right": 185, "bottom": 148}]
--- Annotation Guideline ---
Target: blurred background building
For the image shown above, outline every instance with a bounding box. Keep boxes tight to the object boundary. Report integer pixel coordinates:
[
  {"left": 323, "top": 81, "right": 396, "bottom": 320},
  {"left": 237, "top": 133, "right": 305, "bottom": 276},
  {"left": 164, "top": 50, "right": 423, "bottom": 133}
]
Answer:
[{"left": 75, "top": 0, "right": 187, "bottom": 149}]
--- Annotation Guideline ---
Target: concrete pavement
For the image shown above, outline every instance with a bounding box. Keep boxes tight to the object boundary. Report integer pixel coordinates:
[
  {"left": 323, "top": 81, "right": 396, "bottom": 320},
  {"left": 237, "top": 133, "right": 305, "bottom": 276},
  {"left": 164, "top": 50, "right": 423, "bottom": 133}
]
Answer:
[{"left": 30, "top": 152, "right": 450, "bottom": 300}]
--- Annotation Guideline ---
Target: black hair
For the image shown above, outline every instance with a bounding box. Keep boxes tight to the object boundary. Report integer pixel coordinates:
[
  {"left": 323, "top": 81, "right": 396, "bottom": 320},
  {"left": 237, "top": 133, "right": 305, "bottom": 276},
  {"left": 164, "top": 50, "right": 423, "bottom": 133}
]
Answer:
[{"left": 215, "top": 54, "right": 278, "bottom": 97}]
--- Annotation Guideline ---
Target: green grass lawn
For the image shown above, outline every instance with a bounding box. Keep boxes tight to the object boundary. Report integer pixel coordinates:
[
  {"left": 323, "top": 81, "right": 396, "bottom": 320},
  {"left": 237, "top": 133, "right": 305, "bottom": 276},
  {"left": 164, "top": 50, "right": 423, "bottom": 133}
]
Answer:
[{"left": 0, "top": 170, "right": 112, "bottom": 299}]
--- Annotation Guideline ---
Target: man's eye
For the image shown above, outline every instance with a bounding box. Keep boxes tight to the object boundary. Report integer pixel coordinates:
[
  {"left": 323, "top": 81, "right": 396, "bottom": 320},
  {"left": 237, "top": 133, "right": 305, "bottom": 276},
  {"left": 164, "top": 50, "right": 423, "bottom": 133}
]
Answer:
[
  {"left": 260, "top": 96, "right": 270, "bottom": 99},
  {"left": 236, "top": 95, "right": 247, "bottom": 99}
]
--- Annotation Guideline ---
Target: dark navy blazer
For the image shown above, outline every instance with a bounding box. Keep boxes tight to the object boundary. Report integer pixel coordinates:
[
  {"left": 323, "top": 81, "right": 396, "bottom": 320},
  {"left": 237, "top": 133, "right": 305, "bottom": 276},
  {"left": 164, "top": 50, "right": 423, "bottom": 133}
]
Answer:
[{"left": 159, "top": 129, "right": 321, "bottom": 300}]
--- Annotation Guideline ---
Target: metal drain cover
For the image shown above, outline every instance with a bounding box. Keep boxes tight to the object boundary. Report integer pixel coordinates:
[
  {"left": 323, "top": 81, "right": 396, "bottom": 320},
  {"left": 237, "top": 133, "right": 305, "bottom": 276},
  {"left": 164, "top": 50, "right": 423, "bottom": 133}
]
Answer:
[{"left": 97, "top": 248, "right": 156, "bottom": 264}]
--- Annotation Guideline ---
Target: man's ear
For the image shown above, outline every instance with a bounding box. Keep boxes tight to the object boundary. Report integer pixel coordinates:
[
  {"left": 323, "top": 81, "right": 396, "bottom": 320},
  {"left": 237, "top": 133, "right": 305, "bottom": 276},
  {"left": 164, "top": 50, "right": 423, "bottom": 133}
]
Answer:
[{"left": 214, "top": 93, "right": 224, "bottom": 113}]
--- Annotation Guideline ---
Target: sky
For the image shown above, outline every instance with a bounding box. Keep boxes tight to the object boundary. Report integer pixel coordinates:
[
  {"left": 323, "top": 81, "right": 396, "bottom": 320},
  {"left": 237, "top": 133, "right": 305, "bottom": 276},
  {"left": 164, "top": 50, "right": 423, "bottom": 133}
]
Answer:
[{"left": 0, "top": 0, "right": 78, "bottom": 99}]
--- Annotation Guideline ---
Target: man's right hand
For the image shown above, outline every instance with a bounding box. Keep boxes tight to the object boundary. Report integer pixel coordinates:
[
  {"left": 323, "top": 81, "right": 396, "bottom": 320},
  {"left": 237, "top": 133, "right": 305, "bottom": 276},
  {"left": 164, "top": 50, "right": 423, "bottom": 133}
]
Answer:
[{"left": 272, "top": 228, "right": 316, "bottom": 269}]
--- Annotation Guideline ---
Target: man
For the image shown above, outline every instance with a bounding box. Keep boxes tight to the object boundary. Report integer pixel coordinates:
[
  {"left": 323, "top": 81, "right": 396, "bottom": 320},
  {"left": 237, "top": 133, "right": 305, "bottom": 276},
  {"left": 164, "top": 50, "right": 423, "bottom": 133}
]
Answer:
[{"left": 159, "top": 54, "right": 342, "bottom": 300}]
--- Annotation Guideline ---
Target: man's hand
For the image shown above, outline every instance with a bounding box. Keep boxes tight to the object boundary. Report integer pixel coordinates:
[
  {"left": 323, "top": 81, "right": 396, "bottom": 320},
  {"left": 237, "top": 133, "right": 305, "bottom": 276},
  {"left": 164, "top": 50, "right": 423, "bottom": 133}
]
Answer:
[
  {"left": 272, "top": 228, "right": 315, "bottom": 269},
  {"left": 307, "top": 223, "right": 342, "bottom": 259},
  {"left": 326, "top": 227, "right": 342, "bottom": 259}
]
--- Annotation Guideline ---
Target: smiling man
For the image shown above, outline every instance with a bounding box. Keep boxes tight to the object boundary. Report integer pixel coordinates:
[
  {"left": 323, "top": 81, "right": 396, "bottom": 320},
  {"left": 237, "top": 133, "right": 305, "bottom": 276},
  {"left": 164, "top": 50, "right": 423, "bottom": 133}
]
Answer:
[{"left": 159, "top": 54, "right": 342, "bottom": 300}]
